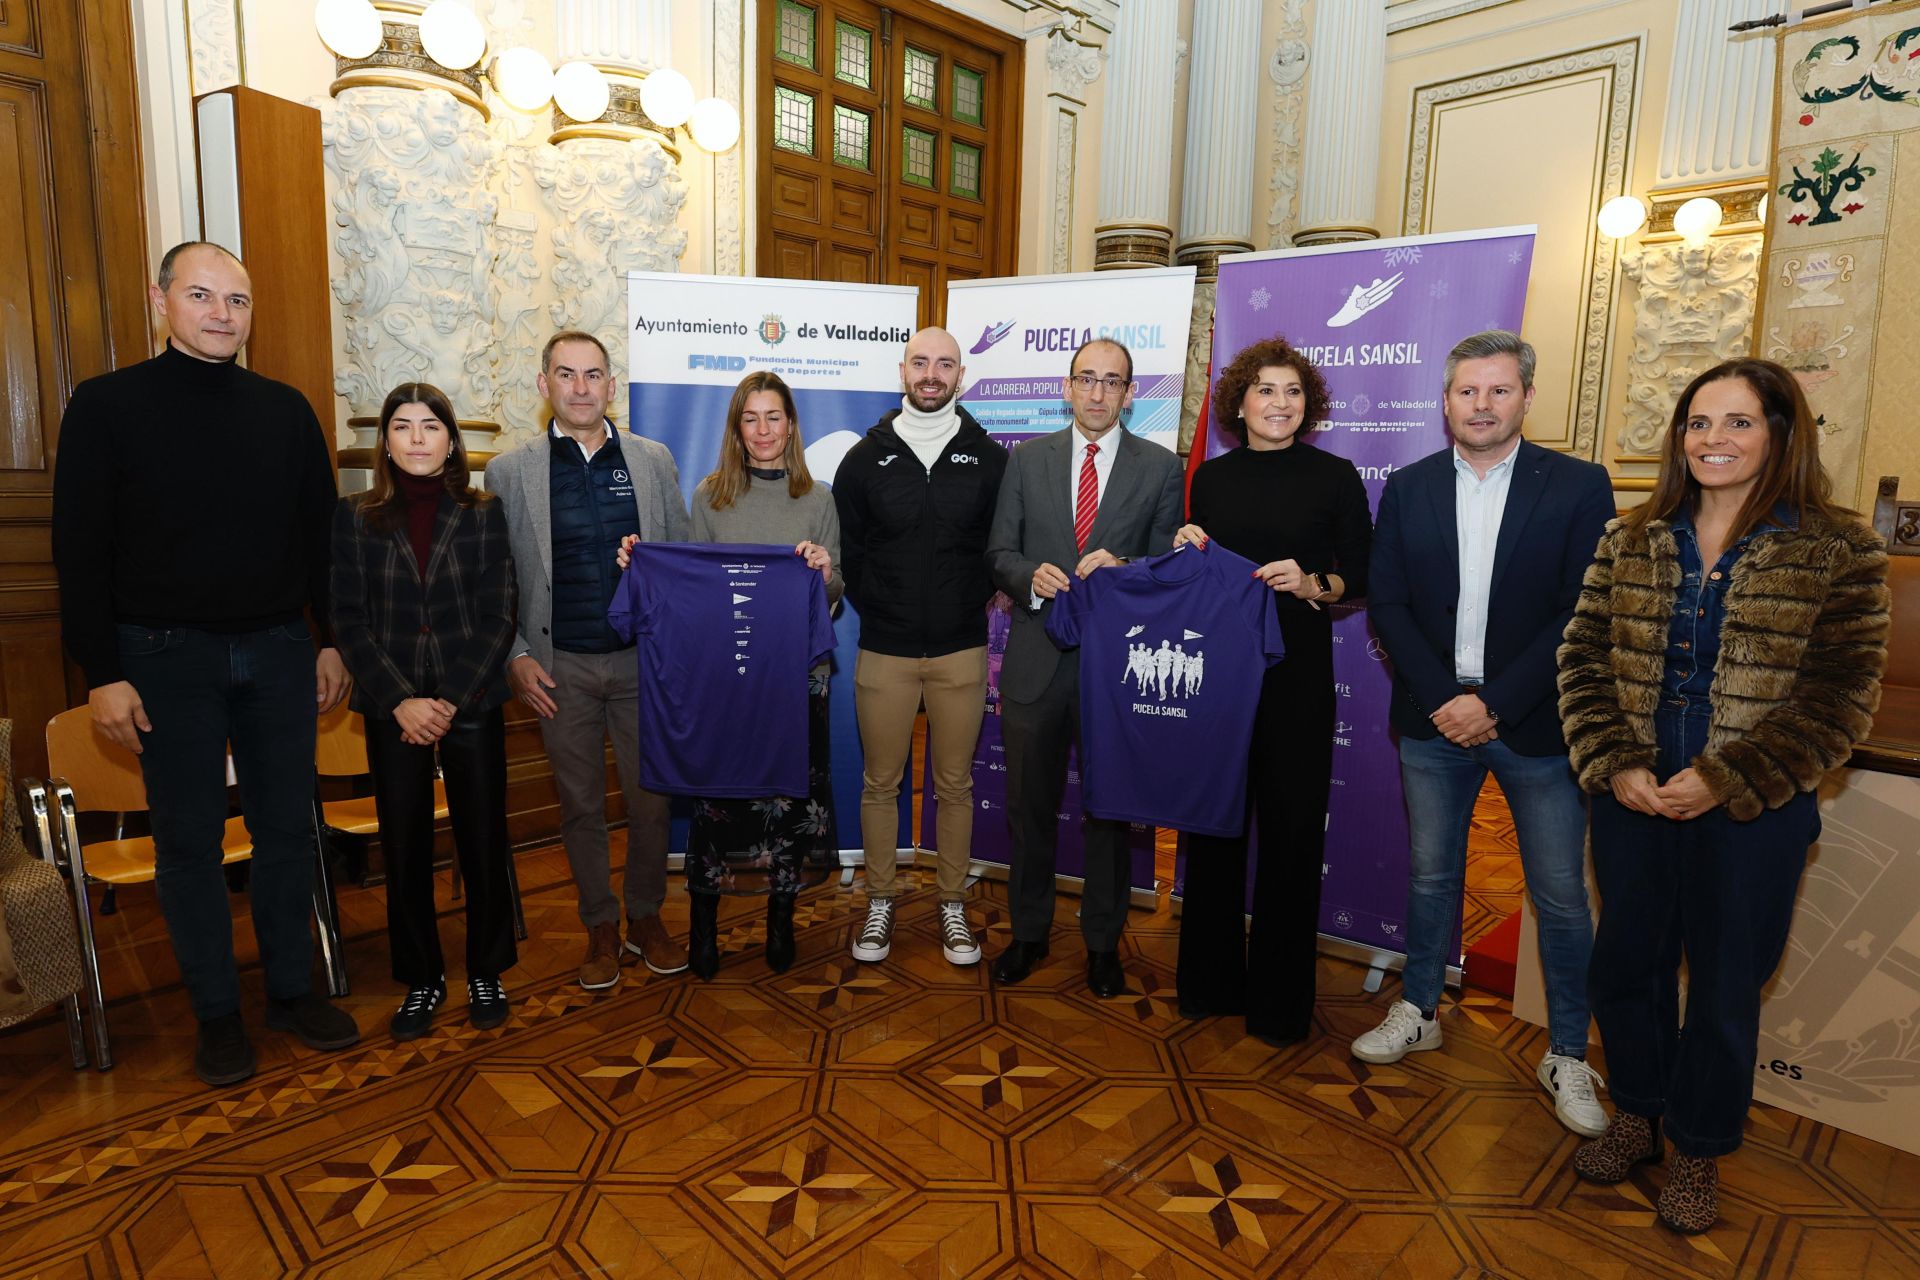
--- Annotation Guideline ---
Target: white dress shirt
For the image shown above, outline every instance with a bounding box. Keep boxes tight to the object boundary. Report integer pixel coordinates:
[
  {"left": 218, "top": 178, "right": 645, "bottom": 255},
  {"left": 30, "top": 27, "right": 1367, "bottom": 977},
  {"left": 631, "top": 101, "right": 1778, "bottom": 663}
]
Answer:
[
  {"left": 1452, "top": 443, "right": 1518, "bottom": 683},
  {"left": 550, "top": 418, "right": 615, "bottom": 460}
]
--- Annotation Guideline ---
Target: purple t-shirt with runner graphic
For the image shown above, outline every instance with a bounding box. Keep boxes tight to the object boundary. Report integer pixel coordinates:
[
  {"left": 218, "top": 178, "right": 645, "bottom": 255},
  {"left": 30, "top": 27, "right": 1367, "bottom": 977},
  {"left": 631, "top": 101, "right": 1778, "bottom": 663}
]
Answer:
[
  {"left": 609, "top": 542, "right": 835, "bottom": 798},
  {"left": 1045, "top": 542, "right": 1285, "bottom": 837}
]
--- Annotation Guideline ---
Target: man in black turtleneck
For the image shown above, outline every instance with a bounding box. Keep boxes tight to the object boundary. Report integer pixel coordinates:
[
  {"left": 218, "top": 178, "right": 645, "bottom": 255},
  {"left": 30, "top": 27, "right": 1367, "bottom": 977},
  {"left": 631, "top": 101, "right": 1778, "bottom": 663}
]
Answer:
[{"left": 52, "top": 241, "right": 359, "bottom": 1085}]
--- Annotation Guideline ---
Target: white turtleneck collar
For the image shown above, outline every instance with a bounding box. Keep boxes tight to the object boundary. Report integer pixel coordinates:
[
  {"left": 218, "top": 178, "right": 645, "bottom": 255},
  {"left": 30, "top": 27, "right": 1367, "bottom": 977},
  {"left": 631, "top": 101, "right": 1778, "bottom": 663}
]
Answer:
[{"left": 892, "top": 395, "right": 960, "bottom": 470}]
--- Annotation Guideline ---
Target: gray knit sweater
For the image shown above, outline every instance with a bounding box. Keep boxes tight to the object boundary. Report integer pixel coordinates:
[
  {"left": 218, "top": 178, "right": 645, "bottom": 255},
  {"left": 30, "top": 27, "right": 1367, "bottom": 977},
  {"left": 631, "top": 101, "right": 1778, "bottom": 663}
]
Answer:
[{"left": 690, "top": 474, "right": 845, "bottom": 610}]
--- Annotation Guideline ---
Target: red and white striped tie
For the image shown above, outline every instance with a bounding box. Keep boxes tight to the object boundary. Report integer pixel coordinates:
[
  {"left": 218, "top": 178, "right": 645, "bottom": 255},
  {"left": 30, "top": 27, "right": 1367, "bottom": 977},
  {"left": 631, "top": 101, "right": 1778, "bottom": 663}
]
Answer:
[{"left": 1074, "top": 441, "right": 1100, "bottom": 553}]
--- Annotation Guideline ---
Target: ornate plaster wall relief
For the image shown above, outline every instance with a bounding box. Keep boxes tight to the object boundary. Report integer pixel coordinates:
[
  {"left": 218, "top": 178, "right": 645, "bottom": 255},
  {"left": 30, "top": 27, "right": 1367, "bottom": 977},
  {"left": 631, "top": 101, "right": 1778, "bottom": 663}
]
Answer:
[
  {"left": 533, "top": 135, "right": 689, "bottom": 394},
  {"left": 1266, "top": 1, "right": 1308, "bottom": 249},
  {"left": 1047, "top": 26, "right": 1103, "bottom": 272},
  {"left": 1618, "top": 234, "right": 1762, "bottom": 455},
  {"left": 324, "top": 86, "right": 504, "bottom": 434},
  {"left": 187, "top": 0, "right": 242, "bottom": 95},
  {"left": 711, "top": 0, "right": 746, "bottom": 274}
]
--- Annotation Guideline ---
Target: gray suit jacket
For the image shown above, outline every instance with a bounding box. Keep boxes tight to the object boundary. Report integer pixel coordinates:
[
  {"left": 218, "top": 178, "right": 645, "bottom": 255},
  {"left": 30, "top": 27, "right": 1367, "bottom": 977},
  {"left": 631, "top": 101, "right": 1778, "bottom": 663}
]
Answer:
[
  {"left": 487, "top": 425, "right": 690, "bottom": 669},
  {"left": 987, "top": 427, "right": 1184, "bottom": 704}
]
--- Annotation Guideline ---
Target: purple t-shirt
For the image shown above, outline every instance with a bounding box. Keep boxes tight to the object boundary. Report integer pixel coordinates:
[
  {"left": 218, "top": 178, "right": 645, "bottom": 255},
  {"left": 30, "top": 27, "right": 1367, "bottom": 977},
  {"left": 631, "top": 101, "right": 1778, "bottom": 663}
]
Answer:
[
  {"left": 1045, "top": 542, "right": 1285, "bottom": 837},
  {"left": 609, "top": 542, "right": 835, "bottom": 798}
]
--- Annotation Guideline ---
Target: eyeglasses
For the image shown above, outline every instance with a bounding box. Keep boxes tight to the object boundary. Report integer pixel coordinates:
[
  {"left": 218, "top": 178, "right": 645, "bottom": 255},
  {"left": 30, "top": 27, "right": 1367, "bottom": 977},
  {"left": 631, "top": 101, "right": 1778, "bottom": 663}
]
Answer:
[{"left": 1069, "top": 373, "right": 1130, "bottom": 392}]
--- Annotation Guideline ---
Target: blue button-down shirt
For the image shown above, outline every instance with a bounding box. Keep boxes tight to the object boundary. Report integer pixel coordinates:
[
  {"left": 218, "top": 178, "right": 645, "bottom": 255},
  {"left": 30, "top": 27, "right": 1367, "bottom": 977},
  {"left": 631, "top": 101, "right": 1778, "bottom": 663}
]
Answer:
[{"left": 1662, "top": 503, "right": 1795, "bottom": 710}]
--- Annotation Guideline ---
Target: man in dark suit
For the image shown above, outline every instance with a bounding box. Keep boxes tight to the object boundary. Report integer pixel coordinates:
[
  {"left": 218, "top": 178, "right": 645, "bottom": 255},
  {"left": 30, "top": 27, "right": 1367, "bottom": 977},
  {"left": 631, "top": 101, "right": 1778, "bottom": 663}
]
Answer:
[
  {"left": 1354, "top": 330, "right": 1614, "bottom": 1138},
  {"left": 986, "top": 338, "right": 1184, "bottom": 997}
]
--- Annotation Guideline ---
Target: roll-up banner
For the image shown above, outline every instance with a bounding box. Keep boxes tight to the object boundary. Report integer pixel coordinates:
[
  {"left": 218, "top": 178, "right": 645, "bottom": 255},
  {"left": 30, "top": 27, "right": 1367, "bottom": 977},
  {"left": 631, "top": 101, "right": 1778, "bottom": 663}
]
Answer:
[
  {"left": 922, "top": 268, "right": 1198, "bottom": 903},
  {"left": 626, "top": 271, "right": 919, "bottom": 857},
  {"left": 1184, "top": 228, "right": 1536, "bottom": 973}
]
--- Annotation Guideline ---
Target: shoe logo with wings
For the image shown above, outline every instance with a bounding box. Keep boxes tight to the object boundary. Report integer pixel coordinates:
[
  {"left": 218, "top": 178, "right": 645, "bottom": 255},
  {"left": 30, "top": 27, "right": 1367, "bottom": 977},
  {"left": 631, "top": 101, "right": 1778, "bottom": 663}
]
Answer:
[{"left": 1327, "top": 272, "right": 1405, "bottom": 328}]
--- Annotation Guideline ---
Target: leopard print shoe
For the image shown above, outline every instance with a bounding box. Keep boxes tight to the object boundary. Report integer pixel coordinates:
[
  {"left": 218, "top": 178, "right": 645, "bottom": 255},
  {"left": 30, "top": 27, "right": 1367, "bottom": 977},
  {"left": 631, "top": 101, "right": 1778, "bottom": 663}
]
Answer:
[
  {"left": 1572, "top": 1112, "right": 1661, "bottom": 1184},
  {"left": 1656, "top": 1152, "right": 1719, "bottom": 1235}
]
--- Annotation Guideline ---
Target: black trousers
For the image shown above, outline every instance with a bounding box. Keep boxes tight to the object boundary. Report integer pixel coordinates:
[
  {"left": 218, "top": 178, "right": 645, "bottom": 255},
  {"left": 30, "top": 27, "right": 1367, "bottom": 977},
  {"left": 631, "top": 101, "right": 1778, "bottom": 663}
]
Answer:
[
  {"left": 1002, "top": 654, "right": 1132, "bottom": 949},
  {"left": 1177, "top": 655, "right": 1334, "bottom": 1042},
  {"left": 365, "top": 707, "right": 518, "bottom": 986}
]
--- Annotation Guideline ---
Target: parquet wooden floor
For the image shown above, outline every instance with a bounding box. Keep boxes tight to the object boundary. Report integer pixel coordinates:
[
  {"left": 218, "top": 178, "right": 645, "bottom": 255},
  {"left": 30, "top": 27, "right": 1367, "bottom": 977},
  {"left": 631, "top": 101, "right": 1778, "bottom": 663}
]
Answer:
[{"left": 1, "top": 792, "right": 1916, "bottom": 1277}]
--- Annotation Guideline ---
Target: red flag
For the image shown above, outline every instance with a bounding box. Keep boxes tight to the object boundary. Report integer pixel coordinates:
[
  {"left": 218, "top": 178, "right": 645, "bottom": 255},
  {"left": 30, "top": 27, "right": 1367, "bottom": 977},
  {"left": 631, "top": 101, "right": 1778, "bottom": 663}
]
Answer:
[{"left": 1184, "top": 315, "right": 1215, "bottom": 518}]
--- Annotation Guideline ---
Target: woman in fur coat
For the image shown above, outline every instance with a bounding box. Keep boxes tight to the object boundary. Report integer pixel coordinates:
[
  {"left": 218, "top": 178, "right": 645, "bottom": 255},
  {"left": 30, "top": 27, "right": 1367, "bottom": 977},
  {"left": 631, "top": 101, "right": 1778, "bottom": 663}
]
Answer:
[{"left": 1556, "top": 357, "right": 1888, "bottom": 1235}]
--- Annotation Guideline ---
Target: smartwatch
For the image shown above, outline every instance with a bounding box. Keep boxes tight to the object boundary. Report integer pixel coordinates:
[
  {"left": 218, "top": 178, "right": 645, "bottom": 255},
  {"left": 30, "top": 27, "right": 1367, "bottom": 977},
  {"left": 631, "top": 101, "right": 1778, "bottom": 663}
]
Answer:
[{"left": 1308, "top": 571, "right": 1331, "bottom": 598}]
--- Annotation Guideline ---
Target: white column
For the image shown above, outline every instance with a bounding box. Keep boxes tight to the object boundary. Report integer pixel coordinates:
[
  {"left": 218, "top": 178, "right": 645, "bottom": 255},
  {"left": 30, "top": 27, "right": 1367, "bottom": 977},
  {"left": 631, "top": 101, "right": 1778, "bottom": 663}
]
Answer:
[
  {"left": 1176, "top": 0, "right": 1262, "bottom": 268},
  {"left": 1295, "top": 0, "right": 1385, "bottom": 246},
  {"left": 1657, "top": 0, "right": 1775, "bottom": 188},
  {"left": 1095, "top": 0, "right": 1180, "bottom": 269},
  {"left": 557, "top": 0, "right": 671, "bottom": 71},
  {"left": 1175, "top": 0, "right": 1262, "bottom": 452}
]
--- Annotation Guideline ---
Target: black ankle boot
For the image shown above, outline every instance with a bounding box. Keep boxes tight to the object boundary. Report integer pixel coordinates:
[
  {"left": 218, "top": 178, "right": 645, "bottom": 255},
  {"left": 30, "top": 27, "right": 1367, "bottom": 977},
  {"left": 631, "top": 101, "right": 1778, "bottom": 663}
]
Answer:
[
  {"left": 689, "top": 892, "right": 720, "bottom": 980},
  {"left": 766, "top": 893, "right": 797, "bottom": 973}
]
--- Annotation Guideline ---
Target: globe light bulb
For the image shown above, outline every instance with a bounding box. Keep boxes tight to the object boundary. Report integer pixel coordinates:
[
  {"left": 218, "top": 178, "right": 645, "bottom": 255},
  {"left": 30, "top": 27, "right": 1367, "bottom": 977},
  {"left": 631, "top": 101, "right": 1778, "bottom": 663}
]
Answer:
[
  {"left": 1673, "top": 196, "right": 1724, "bottom": 245},
  {"left": 314, "top": 0, "right": 382, "bottom": 60},
  {"left": 1595, "top": 195, "right": 1647, "bottom": 240},
  {"left": 688, "top": 96, "right": 741, "bottom": 153},
  {"left": 418, "top": 0, "right": 485, "bottom": 71},
  {"left": 553, "top": 60, "right": 611, "bottom": 122},
  {"left": 492, "top": 46, "right": 554, "bottom": 113},
  {"left": 639, "top": 67, "right": 694, "bottom": 129}
]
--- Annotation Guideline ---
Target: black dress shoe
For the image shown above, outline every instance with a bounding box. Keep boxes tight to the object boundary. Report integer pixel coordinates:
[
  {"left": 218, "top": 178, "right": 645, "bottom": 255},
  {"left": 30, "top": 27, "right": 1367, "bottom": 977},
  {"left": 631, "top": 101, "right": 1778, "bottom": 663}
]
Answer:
[
  {"left": 991, "top": 939, "right": 1050, "bottom": 985},
  {"left": 765, "top": 893, "right": 796, "bottom": 973},
  {"left": 688, "top": 892, "right": 720, "bottom": 981},
  {"left": 266, "top": 992, "right": 361, "bottom": 1051},
  {"left": 195, "top": 1012, "right": 256, "bottom": 1086},
  {"left": 1086, "top": 949, "right": 1126, "bottom": 998}
]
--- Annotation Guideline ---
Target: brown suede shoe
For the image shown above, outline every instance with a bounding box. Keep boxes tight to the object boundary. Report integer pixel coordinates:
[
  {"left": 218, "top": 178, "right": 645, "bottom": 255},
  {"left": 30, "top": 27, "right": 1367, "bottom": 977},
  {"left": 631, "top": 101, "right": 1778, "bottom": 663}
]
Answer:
[
  {"left": 579, "top": 920, "right": 623, "bottom": 991},
  {"left": 626, "top": 913, "right": 689, "bottom": 975},
  {"left": 1572, "top": 1111, "right": 1662, "bottom": 1184},
  {"left": 1656, "top": 1152, "right": 1719, "bottom": 1235}
]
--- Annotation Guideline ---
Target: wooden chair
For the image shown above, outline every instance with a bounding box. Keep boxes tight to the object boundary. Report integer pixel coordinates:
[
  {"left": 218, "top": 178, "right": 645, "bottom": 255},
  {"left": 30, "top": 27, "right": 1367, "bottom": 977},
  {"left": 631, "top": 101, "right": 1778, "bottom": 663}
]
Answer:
[
  {"left": 1859, "top": 476, "right": 1920, "bottom": 776},
  {"left": 314, "top": 704, "right": 525, "bottom": 943},
  {"left": 41, "top": 707, "right": 348, "bottom": 1069}
]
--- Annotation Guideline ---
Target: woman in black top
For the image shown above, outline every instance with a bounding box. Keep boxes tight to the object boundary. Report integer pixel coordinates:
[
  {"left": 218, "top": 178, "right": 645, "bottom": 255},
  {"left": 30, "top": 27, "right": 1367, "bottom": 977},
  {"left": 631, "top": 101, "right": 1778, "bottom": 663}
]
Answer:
[
  {"left": 331, "top": 383, "right": 519, "bottom": 1041},
  {"left": 1174, "top": 336, "right": 1373, "bottom": 1044}
]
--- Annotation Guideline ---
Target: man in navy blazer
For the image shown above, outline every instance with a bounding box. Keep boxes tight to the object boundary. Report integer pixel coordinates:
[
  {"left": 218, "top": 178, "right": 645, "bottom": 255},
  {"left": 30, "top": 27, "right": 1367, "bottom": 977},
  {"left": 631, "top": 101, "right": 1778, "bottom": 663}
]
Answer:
[{"left": 1352, "top": 330, "right": 1614, "bottom": 1139}]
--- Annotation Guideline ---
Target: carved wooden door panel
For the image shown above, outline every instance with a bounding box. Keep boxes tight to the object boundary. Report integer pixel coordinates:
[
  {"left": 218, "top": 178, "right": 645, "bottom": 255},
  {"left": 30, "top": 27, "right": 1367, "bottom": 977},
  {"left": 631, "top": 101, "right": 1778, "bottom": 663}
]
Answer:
[
  {"left": 757, "top": 0, "right": 1021, "bottom": 329},
  {"left": 0, "top": 0, "right": 148, "bottom": 776}
]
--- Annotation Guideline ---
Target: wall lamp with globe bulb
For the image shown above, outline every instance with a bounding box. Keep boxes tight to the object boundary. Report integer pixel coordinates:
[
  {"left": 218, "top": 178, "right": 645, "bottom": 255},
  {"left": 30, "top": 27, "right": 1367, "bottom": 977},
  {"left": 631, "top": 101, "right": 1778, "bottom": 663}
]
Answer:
[{"left": 313, "top": 0, "right": 740, "bottom": 150}]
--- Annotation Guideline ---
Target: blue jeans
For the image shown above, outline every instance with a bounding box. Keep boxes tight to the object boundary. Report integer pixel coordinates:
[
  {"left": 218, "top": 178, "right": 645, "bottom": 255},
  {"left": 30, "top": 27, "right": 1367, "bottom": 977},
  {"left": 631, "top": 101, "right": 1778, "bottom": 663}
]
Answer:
[
  {"left": 1398, "top": 732, "right": 1593, "bottom": 1056},
  {"left": 118, "top": 623, "right": 319, "bottom": 1020},
  {"left": 1587, "top": 706, "right": 1816, "bottom": 1157}
]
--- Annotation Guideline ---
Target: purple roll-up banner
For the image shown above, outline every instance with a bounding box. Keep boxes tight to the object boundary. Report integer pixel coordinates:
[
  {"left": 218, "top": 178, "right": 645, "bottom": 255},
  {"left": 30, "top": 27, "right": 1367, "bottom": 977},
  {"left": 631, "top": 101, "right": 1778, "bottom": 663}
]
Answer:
[{"left": 1174, "top": 226, "right": 1537, "bottom": 973}]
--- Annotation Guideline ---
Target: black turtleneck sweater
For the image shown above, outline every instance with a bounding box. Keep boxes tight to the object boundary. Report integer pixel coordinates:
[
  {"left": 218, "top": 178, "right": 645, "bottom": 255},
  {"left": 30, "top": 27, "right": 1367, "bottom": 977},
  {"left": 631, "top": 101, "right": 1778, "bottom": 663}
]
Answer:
[
  {"left": 52, "top": 343, "right": 338, "bottom": 688},
  {"left": 1187, "top": 441, "right": 1374, "bottom": 664}
]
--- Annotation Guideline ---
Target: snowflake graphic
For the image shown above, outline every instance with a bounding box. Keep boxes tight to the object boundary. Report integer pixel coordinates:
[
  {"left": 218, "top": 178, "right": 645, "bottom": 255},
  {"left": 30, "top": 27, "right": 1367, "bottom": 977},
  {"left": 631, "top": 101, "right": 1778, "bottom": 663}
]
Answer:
[
  {"left": 1249, "top": 286, "right": 1272, "bottom": 311},
  {"left": 1508, "top": 248, "right": 1524, "bottom": 265},
  {"left": 1429, "top": 279, "right": 1450, "bottom": 299},
  {"left": 1382, "top": 246, "right": 1424, "bottom": 267}
]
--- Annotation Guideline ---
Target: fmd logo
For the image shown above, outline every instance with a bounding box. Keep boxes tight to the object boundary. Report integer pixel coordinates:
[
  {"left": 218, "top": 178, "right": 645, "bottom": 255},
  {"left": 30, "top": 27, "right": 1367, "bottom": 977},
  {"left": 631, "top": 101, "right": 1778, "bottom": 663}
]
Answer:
[
  {"left": 759, "top": 314, "right": 788, "bottom": 346},
  {"left": 688, "top": 354, "right": 747, "bottom": 370}
]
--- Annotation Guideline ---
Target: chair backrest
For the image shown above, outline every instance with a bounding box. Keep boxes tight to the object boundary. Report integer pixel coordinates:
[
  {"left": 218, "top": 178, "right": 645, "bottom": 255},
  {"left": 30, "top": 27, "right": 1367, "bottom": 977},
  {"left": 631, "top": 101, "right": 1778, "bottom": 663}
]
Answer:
[
  {"left": 1874, "top": 478, "right": 1920, "bottom": 692},
  {"left": 44, "top": 707, "right": 147, "bottom": 814},
  {"left": 315, "top": 703, "right": 370, "bottom": 777}
]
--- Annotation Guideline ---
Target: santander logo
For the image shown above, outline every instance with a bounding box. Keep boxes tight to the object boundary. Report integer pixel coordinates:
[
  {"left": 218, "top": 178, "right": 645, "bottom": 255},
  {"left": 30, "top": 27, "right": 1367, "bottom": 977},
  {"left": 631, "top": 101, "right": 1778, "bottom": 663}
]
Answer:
[{"left": 969, "top": 319, "right": 1017, "bottom": 354}]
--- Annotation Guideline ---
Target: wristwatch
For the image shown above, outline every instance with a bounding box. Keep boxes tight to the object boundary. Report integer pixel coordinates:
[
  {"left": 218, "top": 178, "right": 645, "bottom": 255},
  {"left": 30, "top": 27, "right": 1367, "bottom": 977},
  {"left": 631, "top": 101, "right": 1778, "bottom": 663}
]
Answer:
[{"left": 1308, "top": 571, "right": 1331, "bottom": 597}]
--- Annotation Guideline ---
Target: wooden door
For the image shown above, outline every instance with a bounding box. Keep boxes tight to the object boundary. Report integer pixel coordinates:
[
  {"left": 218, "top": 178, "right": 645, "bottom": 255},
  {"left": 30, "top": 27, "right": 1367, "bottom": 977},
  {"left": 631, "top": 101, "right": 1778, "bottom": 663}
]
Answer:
[
  {"left": 757, "top": 0, "right": 1022, "bottom": 329},
  {"left": 0, "top": 0, "right": 149, "bottom": 778}
]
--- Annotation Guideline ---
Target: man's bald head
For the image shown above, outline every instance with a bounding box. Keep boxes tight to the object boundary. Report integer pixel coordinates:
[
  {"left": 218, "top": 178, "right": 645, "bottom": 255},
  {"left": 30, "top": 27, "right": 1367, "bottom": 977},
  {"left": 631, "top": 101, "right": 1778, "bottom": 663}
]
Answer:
[{"left": 900, "top": 327, "right": 964, "bottom": 413}]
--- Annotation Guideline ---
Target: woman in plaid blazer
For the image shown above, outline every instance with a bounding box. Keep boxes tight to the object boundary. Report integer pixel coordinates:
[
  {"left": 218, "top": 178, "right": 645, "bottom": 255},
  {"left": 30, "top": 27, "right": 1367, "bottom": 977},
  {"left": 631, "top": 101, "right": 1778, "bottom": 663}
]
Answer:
[{"left": 331, "top": 383, "right": 519, "bottom": 1041}]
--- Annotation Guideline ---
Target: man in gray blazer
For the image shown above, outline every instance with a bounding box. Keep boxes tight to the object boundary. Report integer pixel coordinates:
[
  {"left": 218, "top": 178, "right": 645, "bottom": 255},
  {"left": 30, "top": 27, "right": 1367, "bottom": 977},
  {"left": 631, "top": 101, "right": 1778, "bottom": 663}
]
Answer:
[
  {"left": 986, "top": 338, "right": 1184, "bottom": 997},
  {"left": 488, "top": 330, "right": 690, "bottom": 990}
]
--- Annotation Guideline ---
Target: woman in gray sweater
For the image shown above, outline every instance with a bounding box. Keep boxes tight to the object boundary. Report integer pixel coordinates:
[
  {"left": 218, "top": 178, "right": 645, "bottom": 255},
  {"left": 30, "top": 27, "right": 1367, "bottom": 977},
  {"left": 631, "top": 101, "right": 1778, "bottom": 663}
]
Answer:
[{"left": 625, "top": 371, "right": 843, "bottom": 978}]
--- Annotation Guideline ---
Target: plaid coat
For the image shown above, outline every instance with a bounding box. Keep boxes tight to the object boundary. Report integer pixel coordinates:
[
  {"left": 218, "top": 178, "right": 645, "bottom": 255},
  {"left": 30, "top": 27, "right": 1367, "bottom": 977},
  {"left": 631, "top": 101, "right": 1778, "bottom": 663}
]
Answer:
[{"left": 329, "top": 492, "right": 518, "bottom": 718}]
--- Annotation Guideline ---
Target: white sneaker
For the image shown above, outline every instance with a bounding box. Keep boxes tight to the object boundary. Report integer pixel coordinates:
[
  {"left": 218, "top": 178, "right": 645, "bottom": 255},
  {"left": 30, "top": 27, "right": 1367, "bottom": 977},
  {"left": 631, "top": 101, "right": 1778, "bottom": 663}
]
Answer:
[
  {"left": 851, "top": 898, "right": 894, "bottom": 962},
  {"left": 1350, "top": 999, "right": 1443, "bottom": 1064},
  {"left": 938, "top": 902, "right": 980, "bottom": 965},
  {"left": 1538, "top": 1053, "right": 1608, "bottom": 1137}
]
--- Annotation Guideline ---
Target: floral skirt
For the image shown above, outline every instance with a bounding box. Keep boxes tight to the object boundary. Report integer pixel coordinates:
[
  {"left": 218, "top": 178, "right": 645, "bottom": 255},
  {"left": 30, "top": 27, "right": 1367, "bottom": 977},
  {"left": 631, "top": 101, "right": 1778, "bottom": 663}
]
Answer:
[{"left": 684, "top": 673, "right": 838, "bottom": 896}]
